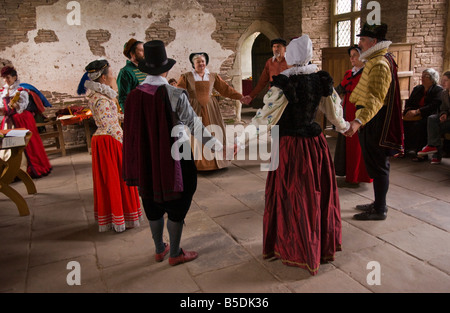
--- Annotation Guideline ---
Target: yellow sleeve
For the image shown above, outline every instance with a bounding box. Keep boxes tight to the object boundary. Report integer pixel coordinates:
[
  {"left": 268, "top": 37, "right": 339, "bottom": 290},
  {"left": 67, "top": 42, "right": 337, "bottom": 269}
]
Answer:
[{"left": 355, "top": 63, "right": 392, "bottom": 125}]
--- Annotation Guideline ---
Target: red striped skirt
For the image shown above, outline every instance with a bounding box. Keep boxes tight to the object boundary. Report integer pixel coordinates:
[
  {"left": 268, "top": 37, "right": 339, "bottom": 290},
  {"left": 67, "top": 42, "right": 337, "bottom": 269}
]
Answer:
[
  {"left": 91, "top": 135, "right": 142, "bottom": 232},
  {"left": 263, "top": 134, "right": 342, "bottom": 275}
]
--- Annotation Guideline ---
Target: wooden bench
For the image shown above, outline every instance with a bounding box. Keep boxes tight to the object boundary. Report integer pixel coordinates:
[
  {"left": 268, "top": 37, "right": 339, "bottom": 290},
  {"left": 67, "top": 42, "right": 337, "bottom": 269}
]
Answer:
[{"left": 36, "top": 117, "right": 66, "bottom": 156}]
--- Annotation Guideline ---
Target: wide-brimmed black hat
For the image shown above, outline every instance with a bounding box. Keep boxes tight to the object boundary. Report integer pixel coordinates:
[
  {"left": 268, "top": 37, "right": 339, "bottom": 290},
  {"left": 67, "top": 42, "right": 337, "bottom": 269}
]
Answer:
[
  {"left": 357, "top": 22, "right": 388, "bottom": 41},
  {"left": 271, "top": 38, "right": 287, "bottom": 47},
  {"left": 138, "top": 40, "right": 176, "bottom": 75},
  {"left": 189, "top": 52, "right": 209, "bottom": 68}
]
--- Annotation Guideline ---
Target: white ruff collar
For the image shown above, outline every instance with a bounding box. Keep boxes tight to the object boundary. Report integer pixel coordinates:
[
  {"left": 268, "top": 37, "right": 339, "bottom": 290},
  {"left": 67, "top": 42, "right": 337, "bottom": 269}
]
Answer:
[
  {"left": 359, "top": 40, "right": 392, "bottom": 62},
  {"left": 281, "top": 64, "right": 318, "bottom": 77},
  {"left": 84, "top": 80, "right": 117, "bottom": 99}
]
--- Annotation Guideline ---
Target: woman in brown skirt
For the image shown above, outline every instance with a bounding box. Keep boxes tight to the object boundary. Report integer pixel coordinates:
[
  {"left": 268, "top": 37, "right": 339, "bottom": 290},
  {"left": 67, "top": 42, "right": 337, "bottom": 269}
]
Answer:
[{"left": 177, "top": 53, "right": 244, "bottom": 171}]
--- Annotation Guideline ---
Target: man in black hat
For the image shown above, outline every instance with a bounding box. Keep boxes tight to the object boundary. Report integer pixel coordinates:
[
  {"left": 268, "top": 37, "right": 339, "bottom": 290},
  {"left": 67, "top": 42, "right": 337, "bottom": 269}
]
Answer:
[
  {"left": 344, "top": 22, "right": 404, "bottom": 220},
  {"left": 122, "top": 40, "right": 229, "bottom": 265},
  {"left": 241, "top": 38, "right": 288, "bottom": 105},
  {"left": 116, "top": 38, "right": 146, "bottom": 111}
]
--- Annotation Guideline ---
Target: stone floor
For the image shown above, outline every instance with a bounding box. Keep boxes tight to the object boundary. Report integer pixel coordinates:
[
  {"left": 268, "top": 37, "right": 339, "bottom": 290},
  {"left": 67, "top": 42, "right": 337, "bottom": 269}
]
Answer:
[{"left": 1, "top": 110, "right": 450, "bottom": 294}]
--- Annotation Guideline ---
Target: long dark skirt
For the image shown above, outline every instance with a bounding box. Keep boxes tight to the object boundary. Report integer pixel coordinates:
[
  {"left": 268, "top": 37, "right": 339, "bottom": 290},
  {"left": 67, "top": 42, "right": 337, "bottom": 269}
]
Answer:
[{"left": 263, "top": 134, "right": 342, "bottom": 276}]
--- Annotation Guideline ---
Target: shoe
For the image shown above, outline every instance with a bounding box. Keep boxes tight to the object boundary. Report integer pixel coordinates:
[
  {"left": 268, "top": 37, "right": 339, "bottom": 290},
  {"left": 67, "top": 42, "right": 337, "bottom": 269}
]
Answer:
[
  {"left": 393, "top": 152, "right": 405, "bottom": 158},
  {"left": 356, "top": 203, "right": 374, "bottom": 211},
  {"left": 417, "top": 145, "right": 438, "bottom": 156},
  {"left": 353, "top": 209, "right": 387, "bottom": 221},
  {"left": 155, "top": 243, "right": 170, "bottom": 262},
  {"left": 169, "top": 249, "right": 198, "bottom": 266},
  {"left": 412, "top": 155, "right": 427, "bottom": 162},
  {"left": 431, "top": 158, "right": 441, "bottom": 165}
]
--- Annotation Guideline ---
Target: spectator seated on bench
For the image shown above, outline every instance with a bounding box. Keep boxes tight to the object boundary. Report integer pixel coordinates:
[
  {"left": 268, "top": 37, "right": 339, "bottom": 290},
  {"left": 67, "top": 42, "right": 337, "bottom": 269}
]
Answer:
[{"left": 417, "top": 71, "right": 450, "bottom": 164}]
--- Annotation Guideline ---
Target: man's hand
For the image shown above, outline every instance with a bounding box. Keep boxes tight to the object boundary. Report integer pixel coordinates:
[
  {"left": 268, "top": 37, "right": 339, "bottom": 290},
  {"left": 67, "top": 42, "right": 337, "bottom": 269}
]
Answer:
[{"left": 344, "top": 120, "right": 362, "bottom": 137}]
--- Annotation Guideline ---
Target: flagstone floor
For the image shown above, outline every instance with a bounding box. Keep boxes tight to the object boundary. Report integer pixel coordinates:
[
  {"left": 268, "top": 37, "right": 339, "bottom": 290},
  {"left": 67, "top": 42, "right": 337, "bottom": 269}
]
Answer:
[{"left": 1, "top": 110, "right": 450, "bottom": 293}]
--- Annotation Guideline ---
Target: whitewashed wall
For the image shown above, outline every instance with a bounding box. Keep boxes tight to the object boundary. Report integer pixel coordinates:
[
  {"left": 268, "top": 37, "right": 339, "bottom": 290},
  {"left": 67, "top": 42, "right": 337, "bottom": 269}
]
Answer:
[{"left": 2, "top": 0, "right": 235, "bottom": 95}]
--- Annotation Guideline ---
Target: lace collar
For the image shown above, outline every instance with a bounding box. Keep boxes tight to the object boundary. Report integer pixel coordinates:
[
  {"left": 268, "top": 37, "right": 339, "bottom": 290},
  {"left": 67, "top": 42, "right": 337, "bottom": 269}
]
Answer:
[{"left": 84, "top": 80, "right": 117, "bottom": 99}]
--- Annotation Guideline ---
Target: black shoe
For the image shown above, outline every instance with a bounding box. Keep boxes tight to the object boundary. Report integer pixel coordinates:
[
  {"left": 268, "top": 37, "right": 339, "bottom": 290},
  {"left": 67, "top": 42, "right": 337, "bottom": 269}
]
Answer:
[
  {"left": 353, "top": 209, "right": 387, "bottom": 221},
  {"left": 356, "top": 203, "right": 374, "bottom": 211}
]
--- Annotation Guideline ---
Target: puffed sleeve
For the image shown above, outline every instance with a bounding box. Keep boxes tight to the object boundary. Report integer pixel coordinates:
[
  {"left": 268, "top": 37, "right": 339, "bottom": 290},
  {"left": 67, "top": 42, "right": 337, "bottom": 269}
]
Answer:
[
  {"left": 12, "top": 89, "right": 30, "bottom": 114},
  {"left": 318, "top": 88, "right": 350, "bottom": 133}
]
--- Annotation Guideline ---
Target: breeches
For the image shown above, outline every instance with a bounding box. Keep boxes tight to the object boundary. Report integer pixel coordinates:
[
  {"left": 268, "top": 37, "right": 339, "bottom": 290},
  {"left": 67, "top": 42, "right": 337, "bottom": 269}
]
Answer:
[{"left": 142, "top": 158, "right": 197, "bottom": 222}]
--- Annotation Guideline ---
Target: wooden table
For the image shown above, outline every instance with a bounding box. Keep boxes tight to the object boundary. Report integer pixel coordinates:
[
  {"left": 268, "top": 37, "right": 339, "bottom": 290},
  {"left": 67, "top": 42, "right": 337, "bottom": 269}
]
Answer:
[
  {"left": 58, "top": 113, "right": 93, "bottom": 154},
  {"left": 0, "top": 132, "right": 37, "bottom": 216}
]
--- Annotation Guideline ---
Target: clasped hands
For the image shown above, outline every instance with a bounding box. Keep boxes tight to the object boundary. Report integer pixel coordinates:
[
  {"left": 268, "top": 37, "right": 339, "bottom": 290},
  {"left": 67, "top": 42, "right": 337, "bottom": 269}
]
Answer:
[
  {"left": 344, "top": 120, "right": 362, "bottom": 137},
  {"left": 240, "top": 95, "right": 252, "bottom": 105}
]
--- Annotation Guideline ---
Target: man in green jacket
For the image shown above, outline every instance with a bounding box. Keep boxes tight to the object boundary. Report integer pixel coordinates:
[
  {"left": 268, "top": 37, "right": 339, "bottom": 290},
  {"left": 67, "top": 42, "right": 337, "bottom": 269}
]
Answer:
[{"left": 117, "top": 38, "right": 147, "bottom": 111}]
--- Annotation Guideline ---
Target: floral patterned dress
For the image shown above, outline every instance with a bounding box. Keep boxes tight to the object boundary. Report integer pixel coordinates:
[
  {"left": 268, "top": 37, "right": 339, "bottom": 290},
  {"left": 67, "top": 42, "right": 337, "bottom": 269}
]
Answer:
[{"left": 86, "top": 81, "right": 143, "bottom": 232}]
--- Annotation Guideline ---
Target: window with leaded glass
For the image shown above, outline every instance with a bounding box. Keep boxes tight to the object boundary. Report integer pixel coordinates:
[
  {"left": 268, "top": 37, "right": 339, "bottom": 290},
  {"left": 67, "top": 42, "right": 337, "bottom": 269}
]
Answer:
[{"left": 331, "top": 0, "right": 362, "bottom": 47}]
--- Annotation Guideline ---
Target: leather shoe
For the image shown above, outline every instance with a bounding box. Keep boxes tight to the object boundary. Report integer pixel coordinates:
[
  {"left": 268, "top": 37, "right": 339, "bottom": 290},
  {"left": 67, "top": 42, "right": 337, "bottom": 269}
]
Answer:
[
  {"left": 353, "top": 209, "right": 387, "bottom": 221},
  {"left": 356, "top": 203, "right": 374, "bottom": 211},
  {"left": 155, "top": 243, "right": 170, "bottom": 262},
  {"left": 169, "top": 249, "right": 198, "bottom": 266},
  {"left": 356, "top": 203, "right": 388, "bottom": 213}
]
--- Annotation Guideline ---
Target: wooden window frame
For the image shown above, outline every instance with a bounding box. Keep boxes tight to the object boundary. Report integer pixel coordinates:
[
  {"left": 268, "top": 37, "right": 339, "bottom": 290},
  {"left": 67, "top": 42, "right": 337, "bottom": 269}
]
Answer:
[{"left": 331, "top": 0, "right": 362, "bottom": 47}]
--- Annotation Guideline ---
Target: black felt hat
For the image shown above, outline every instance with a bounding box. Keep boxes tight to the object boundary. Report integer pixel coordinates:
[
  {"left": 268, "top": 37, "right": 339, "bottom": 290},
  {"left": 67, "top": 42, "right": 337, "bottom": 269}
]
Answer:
[
  {"left": 189, "top": 52, "right": 209, "bottom": 68},
  {"left": 271, "top": 38, "right": 287, "bottom": 47},
  {"left": 357, "top": 22, "right": 388, "bottom": 41},
  {"left": 138, "top": 40, "right": 176, "bottom": 75}
]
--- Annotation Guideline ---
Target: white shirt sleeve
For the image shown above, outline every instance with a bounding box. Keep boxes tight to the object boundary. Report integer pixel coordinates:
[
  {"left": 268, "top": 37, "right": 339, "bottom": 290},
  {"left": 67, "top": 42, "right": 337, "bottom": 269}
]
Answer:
[{"left": 318, "top": 88, "right": 350, "bottom": 133}]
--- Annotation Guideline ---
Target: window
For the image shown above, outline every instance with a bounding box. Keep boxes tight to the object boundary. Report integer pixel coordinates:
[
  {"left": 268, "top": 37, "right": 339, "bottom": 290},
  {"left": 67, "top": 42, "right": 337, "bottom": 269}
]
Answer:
[{"left": 331, "top": 0, "right": 362, "bottom": 47}]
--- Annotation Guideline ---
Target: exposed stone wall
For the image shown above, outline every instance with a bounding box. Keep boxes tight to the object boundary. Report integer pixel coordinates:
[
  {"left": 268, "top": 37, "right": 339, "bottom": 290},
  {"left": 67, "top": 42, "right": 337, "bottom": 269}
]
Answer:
[
  {"left": 283, "top": 0, "right": 303, "bottom": 41},
  {"left": 300, "top": 0, "right": 331, "bottom": 67},
  {"left": 406, "top": 0, "right": 448, "bottom": 85},
  {"left": 361, "top": 0, "right": 447, "bottom": 85},
  {"left": 1, "top": 0, "right": 448, "bottom": 147}
]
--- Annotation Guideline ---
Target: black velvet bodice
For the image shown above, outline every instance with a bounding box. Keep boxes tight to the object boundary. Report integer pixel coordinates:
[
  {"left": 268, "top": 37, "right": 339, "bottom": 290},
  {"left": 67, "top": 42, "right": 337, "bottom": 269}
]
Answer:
[{"left": 272, "top": 71, "right": 334, "bottom": 137}]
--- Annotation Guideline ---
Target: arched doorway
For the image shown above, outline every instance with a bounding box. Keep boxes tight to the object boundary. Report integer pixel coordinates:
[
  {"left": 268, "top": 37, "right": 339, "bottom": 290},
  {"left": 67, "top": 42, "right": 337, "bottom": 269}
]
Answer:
[
  {"left": 234, "top": 21, "right": 281, "bottom": 121},
  {"left": 250, "top": 33, "right": 272, "bottom": 108},
  {"left": 240, "top": 32, "right": 272, "bottom": 109},
  {"left": 233, "top": 21, "right": 281, "bottom": 121}
]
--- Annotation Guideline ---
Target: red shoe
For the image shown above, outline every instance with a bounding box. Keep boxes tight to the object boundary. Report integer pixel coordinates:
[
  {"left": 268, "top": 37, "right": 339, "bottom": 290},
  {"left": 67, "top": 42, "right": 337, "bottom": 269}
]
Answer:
[
  {"left": 417, "top": 145, "right": 438, "bottom": 156},
  {"left": 155, "top": 243, "right": 170, "bottom": 262},
  {"left": 169, "top": 249, "right": 198, "bottom": 266},
  {"left": 431, "top": 158, "right": 441, "bottom": 165}
]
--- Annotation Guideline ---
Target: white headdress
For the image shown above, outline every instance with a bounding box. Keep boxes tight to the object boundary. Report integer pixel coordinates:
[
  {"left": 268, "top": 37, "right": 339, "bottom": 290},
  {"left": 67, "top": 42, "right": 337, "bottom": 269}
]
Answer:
[{"left": 282, "top": 35, "right": 318, "bottom": 76}]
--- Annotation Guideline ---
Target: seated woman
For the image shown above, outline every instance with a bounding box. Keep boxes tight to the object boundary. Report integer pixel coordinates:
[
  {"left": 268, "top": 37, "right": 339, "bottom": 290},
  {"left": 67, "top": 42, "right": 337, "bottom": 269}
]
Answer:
[
  {"left": 417, "top": 71, "right": 450, "bottom": 164},
  {"left": 0, "top": 66, "right": 52, "bottom": 178},
  {"left": 403, "top": 68, "right": 443, "bottom": 161}
]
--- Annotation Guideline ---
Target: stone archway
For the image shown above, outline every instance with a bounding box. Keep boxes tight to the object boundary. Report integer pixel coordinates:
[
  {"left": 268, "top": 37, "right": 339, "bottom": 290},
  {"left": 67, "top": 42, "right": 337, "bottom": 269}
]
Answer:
[{"left": 232, "top": 21, "right": 282, "bottom": 121}]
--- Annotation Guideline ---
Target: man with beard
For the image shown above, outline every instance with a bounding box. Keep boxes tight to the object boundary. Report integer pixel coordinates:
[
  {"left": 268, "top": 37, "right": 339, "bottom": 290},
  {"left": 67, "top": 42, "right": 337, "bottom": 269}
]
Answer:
[
  {"left": 241, "top": 38, "right": 288, "bottom": 105},
  {"left": 117, "top": 38, "right": 147, "bottom": 111}
]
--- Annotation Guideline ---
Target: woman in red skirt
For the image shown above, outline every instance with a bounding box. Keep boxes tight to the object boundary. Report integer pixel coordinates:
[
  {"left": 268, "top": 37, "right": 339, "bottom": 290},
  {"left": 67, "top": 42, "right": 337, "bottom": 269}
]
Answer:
[
  {"left": 334, "top": 46, "right": 373, "bottom": 184},
  {"left": 81, "top": 60, "right": 143, "bottom": 232},
  {"left": 1, "top": 66, "right": 52, "bottom": 178},
  {"left": 262, "top": 36, "right": 347, "bottom": 276}
]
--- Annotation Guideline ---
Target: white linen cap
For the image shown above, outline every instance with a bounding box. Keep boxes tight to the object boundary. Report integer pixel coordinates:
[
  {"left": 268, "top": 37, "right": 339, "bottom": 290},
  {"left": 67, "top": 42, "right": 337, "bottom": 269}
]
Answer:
[{"left": 285, "top": 35, "right": 313, "bottom": 66}]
